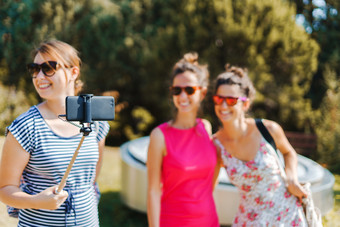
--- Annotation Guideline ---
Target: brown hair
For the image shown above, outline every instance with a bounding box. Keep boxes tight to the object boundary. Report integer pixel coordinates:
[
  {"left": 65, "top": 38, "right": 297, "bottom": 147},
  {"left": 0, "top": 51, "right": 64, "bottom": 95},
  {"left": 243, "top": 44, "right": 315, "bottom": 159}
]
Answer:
[
  {"left": 214, "top": 64, "right": 256, "bottom": 102},
  {"left": 171, "top": 52, "right": 209, "bottom": 88},
  {"left": 169, "top": 52, "right": 209, "bottom": 121},
  {"left": 32, "top": 40, "right": 83, "bottom": 95}
]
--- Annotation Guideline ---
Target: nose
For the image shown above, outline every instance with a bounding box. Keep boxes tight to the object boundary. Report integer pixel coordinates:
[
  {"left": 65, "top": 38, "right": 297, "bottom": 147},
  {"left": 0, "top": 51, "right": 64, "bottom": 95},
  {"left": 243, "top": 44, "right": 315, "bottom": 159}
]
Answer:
[
  {"left": 220, "top": 100, "right": 228, "bottom": 108},
  {"left": 179, "top": 89, "right": 188, "bottom": 98},
  {"left": 34, "top": 69, "right": 45, "bottom": 79}
]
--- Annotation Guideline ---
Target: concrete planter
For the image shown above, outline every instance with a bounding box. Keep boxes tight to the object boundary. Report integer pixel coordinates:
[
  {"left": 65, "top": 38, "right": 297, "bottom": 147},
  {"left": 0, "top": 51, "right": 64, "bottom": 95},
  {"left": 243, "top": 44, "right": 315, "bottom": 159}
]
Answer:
[{"left": 120, "top": 136, "right": 334, "bottom": 225}]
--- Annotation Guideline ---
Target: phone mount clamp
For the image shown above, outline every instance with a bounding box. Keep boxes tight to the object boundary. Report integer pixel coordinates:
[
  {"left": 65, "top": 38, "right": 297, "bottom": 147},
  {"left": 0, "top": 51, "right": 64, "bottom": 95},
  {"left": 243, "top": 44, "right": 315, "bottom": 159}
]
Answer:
[
  {"left": 55, "top": 94, "right": 94, "bottom": 194},
  {"left": 79, "top": 94, "right": 93, "bottom": 136}
]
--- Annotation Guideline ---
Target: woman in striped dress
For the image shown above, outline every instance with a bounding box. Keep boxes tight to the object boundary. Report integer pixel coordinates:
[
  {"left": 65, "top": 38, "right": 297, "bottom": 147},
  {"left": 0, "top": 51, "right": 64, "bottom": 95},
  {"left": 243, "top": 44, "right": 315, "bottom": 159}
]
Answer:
[{"left": 0, "top": 40, "right": 109, "bottom": 226}]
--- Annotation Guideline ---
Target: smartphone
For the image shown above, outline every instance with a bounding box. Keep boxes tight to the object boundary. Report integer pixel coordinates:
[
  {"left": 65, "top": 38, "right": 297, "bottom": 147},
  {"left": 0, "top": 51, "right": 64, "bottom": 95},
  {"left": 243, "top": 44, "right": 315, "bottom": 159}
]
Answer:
[{"left": 66, "top": 95, "right": 115, "bottom": 121}]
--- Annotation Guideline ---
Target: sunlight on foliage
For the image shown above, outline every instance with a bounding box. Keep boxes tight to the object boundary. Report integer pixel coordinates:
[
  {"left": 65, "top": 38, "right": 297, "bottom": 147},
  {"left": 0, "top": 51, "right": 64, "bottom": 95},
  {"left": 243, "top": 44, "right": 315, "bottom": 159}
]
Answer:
[
  {"left": 0, "top": 84, "right": 33, "bottom": 135},
  {"left": 124, "top": 106, "right": 154, "bottom": 140}
]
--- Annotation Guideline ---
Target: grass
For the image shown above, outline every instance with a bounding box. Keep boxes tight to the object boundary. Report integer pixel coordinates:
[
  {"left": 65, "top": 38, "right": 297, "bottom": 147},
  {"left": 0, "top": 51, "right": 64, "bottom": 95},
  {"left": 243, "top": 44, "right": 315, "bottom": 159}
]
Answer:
[
  {"left": 0, "top": 137, "right": 339, "bottom": 226},
  {"left": 96, "top": 146, "right": 148, "bottom": 227}
]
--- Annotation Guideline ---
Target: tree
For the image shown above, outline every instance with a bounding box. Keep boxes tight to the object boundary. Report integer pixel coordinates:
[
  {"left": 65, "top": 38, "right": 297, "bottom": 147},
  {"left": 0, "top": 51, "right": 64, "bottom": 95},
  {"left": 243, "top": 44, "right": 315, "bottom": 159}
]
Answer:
[
  {"left": 289, "top": 0, "right": 340, "bottom": 168},
  {"left": 132, "top": 0, "right": 320, "bottom": 131},
  {"left": 290, "top": 0, "right": 340, "bottom": 108},
  {"left": 1, "top": 0, "right": 319, "bottom": 145},
  {"left": 1, "top": 0, "right": 94, "bottom": 94},
  {"left": 313, "top": 66, "right": 340, "bottom": 169}
]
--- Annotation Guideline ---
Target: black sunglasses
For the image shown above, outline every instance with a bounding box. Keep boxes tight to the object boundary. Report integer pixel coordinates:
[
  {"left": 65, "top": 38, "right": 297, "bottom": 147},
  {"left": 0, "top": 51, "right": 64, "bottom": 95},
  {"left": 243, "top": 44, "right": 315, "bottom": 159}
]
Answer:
[
  {"left": 170, "top": 86, "right": 201, "bottom": 96},
  {"left": 27, "top": 61, "right": 58, "bottom": 78}
]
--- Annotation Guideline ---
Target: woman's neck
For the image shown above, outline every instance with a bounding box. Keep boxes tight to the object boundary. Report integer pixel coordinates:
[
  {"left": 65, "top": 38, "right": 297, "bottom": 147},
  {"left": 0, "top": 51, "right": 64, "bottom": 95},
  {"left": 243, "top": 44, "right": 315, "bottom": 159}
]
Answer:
[
  {"left": 171, "top": 112, "right": 197, "bottom": 129},
  {"left": 40, "top": 99, "right": 66, "bottom": 119},
  {"left": 220, "top": 117, "right": 248, "bottom": 141}
]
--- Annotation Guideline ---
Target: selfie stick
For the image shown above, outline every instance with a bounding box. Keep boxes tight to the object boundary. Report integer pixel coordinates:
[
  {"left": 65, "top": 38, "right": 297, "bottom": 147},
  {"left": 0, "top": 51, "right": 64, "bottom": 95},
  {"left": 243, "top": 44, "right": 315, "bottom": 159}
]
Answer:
[{"left": 55, "top": 94, "right": 93, "bottom": 194}]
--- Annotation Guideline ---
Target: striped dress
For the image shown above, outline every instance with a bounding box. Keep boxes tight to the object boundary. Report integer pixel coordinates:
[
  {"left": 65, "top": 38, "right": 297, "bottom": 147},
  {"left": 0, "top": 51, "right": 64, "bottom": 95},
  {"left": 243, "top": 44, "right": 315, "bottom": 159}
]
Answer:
[{"left": 7, "top": 105, "right": 109, "bottom": 227}]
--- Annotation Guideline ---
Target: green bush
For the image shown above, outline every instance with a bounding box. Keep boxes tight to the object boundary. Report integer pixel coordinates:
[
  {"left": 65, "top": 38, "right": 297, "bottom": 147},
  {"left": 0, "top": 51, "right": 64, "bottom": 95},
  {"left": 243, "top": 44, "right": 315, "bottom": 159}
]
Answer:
[
  {"left": 0, "top": 83, "right": 34, "bottom": 135},
  {"left": 313, "top": 66, "right": 340, "bottom": 171}
]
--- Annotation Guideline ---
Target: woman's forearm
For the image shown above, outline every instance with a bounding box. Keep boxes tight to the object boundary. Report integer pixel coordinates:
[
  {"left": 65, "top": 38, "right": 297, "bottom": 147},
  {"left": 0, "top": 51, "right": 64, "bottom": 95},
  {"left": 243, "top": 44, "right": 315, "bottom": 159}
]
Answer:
[
  {"left": 283, "top": 151, "right": 299, "bottom": 182},
  {"left": 147, "top": 190, "right": 161, "bottom": 227},
  {"left": 0, "top": 185, "right": 37, "bottom": 209}
]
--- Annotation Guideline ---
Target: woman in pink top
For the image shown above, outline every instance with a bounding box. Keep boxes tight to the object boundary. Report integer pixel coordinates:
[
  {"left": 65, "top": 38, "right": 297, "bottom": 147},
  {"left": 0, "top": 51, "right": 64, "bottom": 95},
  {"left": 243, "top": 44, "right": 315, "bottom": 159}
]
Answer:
[{"left": 147, "top": 53, "right": 220, "bottom": 227}]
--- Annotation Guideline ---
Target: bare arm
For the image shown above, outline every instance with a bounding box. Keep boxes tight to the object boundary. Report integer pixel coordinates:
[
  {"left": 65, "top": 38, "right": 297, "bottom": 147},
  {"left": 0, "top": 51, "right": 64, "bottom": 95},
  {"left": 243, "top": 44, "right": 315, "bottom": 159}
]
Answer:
[
  {"left": 0, "top": 132, "right": 68, "bottom": 210},
  {"left": 202, "top": 119, "right": 221, "bottom": 189},
  {"left": 263, "top": 120, "right": 307, "bottom": 201},
  {"left": 147, "top": 128, "right": 165, "bottom": 227},
  {"left": 201, "top": 119, "right": 212, "bottom": 136},
  {"left": 212, "top": 142, "right": 222, "bottom": 189}
]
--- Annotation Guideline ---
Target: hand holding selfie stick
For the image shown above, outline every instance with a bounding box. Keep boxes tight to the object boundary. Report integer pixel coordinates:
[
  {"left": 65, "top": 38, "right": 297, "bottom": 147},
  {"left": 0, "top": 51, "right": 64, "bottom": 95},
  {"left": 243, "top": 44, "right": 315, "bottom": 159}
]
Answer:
[{"left": 55, "top": 95, "right": 93, "bottom": 194}]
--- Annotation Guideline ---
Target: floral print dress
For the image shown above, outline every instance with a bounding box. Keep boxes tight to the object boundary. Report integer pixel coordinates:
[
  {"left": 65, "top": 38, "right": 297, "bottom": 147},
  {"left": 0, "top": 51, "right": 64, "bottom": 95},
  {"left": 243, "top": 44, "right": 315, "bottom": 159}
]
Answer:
[{"left": 215, "top": 137, "right": 307, "bottom": 227}]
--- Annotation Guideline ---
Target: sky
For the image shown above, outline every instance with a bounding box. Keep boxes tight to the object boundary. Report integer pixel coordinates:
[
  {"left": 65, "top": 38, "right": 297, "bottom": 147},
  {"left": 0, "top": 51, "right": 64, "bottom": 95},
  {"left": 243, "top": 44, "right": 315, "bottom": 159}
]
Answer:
[{"left": 296, "top": 0, "right": 338, "bottom": 33}]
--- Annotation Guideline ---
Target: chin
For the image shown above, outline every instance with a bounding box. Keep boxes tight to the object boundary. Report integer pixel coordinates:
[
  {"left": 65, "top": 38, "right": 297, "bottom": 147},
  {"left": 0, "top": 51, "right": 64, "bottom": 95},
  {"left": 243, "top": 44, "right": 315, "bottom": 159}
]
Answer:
[{"left": 218, "top": 116, "right": 234, "bottom": 123}]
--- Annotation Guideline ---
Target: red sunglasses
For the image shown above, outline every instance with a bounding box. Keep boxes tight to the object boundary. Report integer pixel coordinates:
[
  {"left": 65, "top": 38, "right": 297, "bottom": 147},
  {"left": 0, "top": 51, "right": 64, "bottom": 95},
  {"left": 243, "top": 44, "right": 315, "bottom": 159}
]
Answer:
[
  {"left": 170, "top": 86, "right": 201, "bottom": 96},
  {"left": 213, "top": 95, "right": 248, "bottom": 106}
]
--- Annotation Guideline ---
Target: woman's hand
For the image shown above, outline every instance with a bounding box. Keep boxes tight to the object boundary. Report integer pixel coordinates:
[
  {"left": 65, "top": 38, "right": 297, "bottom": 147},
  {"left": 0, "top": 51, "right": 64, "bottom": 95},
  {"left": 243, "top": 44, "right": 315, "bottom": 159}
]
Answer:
[
  {"left": 32, "top": 185, "right": 68, "bottom": 210},
  {"left": 286, "top": 179, "right": 308, "bottom": 203}
]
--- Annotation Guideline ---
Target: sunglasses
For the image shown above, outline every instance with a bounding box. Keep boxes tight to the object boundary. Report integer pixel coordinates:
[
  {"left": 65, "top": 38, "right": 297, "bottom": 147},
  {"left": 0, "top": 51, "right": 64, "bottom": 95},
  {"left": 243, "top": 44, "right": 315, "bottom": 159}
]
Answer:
[
  {"left": 27, "top": 61, "right": 58, "bottom": 78},
  {"left": 213, "top": 95, "right": 248, "bottom": 106},
  {"left": 170, "top": 86, "right": 201, "bottom": 96}
]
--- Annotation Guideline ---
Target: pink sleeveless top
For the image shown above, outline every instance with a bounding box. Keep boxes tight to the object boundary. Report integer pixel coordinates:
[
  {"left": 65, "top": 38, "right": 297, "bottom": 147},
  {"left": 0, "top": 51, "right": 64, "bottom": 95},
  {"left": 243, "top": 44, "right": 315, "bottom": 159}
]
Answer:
[{"left": 158, "top": 119, "right": 219, "bottom": 227}]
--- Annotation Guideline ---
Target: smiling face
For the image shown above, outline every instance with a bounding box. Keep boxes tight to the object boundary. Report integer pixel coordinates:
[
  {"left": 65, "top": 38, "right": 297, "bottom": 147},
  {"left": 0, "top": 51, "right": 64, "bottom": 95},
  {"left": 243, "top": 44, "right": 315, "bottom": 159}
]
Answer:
[
  {"left": 32, "top": 53, "right": 78, "bottom": 101},
  {"left": 172, "top": 71, "right": 206, "bottom": 114},
  {"left": 214, "top": 84, "right": 249, "bottom": 123}
]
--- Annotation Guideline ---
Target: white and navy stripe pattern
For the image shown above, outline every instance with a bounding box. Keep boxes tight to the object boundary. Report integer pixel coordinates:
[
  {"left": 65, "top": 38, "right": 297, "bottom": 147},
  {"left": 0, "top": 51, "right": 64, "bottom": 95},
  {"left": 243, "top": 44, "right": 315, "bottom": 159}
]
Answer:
[{"left": 7, "top": 106, "right": 109, "bottom": 227}]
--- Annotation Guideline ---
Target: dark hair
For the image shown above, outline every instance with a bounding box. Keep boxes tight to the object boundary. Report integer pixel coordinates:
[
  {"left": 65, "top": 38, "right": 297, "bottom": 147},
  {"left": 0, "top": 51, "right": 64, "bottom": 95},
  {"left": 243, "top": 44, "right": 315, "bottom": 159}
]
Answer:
[
  {"left": 32, "top": 40, "right": 83, "bottom": 95},
  {"left": 169, "top": 52, "right": 209, "bottom": 120},
  {"left": 214, "top": 64, "right": 256, "bottom": 102},
  {"left": 171, "top": 52, "right": 209, "bottom": 87}
]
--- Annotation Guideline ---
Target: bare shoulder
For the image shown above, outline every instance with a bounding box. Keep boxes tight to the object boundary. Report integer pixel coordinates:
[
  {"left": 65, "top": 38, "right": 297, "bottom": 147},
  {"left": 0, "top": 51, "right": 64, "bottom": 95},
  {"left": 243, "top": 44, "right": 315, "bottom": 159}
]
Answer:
[
  {"left": 148, "top": 127, "right": 166, "bottom": 153},
  {"left": 201, "top": 118, "right": 212, "bottom": 135},
  {"left": 3, "top": 131, "right": 27, "bottom": 154},
  {"left": 262, "top": 119, "right": 285, "bottom": 138},
  {"left": 149, "top": 127, "right": 165, "bottom": 144}
]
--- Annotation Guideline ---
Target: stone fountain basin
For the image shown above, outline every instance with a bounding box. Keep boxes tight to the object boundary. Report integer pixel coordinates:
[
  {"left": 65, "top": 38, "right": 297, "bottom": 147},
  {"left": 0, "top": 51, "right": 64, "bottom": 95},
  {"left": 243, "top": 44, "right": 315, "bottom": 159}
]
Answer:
[{"left": 120, "top": 136, "right": 334, "bottom": 225}]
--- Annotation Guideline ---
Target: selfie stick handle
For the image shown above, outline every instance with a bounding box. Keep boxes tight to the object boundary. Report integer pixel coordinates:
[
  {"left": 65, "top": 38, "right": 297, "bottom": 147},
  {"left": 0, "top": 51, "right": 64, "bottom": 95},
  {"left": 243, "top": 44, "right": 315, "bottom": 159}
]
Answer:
[
  {"left": 55, "top": 135, "right": 85, "bottom": 193},
  {"left": 55, "top": 95, "right": 93, "bottom": 194}
]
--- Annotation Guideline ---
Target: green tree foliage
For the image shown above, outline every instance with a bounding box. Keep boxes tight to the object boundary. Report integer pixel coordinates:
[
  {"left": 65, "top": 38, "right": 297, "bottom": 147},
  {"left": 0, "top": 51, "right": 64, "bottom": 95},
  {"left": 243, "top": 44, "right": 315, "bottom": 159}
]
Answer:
[
  {"left": 1, "top": 0, "right": 319, "bottom": 145},
  {"left": 291, "top": 0, "right": 340, "bottom": 107},
  {"left": 206, "top": 0, "right": 319, "bottom": 131},
  {"left": 289, "top": 0, "right": 340, "bottom": 167},
  {"left": 125, "top": 0, "right": 319, "bottom": 131},
  {"left": 0, "top": 82, "right": 34, "bottom": 134},
  {"left": 313, "top": 66, "right": 340, "bottom": 170},
  {"left": 1, "top": 0, "right": 95, "bottom": 92}
]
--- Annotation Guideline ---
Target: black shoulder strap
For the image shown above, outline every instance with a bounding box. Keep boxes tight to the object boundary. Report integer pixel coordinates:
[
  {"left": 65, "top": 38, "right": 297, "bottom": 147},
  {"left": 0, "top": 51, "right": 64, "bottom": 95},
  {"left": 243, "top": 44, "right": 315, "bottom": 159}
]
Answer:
[{"left": 255, "top": 119, "right": 277, "bottom": 152}]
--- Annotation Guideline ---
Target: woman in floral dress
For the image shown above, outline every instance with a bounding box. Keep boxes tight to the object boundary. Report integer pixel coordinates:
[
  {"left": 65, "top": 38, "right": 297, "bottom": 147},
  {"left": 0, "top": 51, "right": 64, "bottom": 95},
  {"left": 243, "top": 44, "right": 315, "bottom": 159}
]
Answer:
[{"left": 212, "top": 64, "right": 307, "bottom": 226}]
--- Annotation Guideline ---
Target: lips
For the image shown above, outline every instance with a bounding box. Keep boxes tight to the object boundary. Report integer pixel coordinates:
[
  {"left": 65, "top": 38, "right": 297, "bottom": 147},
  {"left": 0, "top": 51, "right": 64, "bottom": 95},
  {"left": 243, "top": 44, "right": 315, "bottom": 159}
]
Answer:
[
  {"left": 179, "top": 101, "right": 190, "bottom": 107},
  {"left": 220, "top": 110, "right": 231, "bottom": 116},
  {"left": 37, "top": 83, "right": 51, "bottom": 89},
  {"left": 221, "top": 110, "right": 231, "bottom": 115},
  {"left": 218, "top": 109, "right": 233, "bottom": 120}
]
